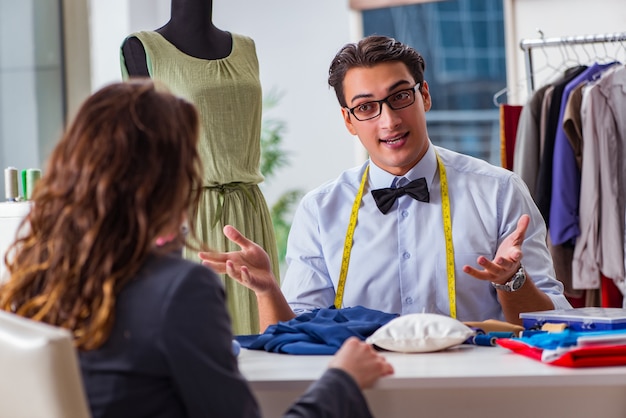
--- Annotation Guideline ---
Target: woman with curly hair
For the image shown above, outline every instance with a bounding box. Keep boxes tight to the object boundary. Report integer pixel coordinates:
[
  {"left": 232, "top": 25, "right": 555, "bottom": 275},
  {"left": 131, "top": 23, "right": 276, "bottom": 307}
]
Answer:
[{"left": 0, "top": 79, "right": 392, "bottom": 418}]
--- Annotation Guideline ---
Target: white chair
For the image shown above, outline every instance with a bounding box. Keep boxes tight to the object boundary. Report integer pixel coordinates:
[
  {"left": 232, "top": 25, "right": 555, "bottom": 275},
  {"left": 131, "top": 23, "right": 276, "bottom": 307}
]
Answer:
[{"left": 0, "top": 310, "right": 91, "bottom": 418}]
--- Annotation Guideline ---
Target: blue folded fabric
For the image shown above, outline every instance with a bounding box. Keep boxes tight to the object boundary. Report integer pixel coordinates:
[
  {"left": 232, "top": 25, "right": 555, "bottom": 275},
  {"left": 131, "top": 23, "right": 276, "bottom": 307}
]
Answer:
[
  {"left": 236, "top": 305, "right": 399, "bottom": 355},
  {"left": 515, "top": 328, "right": 626, "bottom": 350}
]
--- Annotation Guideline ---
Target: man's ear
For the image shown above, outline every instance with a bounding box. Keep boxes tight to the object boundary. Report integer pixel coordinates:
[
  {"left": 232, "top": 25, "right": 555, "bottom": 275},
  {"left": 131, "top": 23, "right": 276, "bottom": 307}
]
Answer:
[
  {"left": 341, "top": 107, "right": 358, "bottom": 135},
  {"left": 421, "top": 81, "right": 432, "bottom": 112}
]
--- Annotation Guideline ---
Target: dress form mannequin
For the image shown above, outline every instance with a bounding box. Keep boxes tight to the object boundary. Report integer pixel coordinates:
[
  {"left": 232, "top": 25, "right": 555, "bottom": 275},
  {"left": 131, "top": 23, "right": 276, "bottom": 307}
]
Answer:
[
  {"left": 121, "top": 0, "right": 232, "bottom": 76},
  {"left": 120, "top": 0, "right": 281, "bottom": 335}
]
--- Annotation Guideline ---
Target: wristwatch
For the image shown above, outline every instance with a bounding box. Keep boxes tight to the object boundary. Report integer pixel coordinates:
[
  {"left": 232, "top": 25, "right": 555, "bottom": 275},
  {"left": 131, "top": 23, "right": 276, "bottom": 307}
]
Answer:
[{"left": 491, "top": 265, "right": 526, "bottom": 292}]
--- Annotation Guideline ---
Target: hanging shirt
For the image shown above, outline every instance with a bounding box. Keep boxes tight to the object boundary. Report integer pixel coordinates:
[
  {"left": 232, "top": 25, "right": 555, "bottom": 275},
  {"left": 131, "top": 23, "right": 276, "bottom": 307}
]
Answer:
[
  {"left": 549, "top": 62, "right": 618, "bottom": 246},
  {"left": 513, "top": 84, "right": 550, "bottom": 199},
  {"left": 281, "top": 144, "right": 570, "bottom": 322},
  {"left": 574, "top": 65, "right": 626, "bottom": 291},
  {"left": 535, "top": 66, "right": 588, "bottom": 226}
]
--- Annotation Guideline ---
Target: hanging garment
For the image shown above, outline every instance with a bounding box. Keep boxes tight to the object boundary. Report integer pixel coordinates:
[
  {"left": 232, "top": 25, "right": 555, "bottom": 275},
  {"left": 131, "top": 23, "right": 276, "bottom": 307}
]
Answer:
[
  {"left": 499, "top": 104, "right": 523, "bottom": 170},
  {"left": 601, "top": 275, "right": 624, "bottom": 308},
  {"left": 562, "top": 82, "right": 586, "bottom": 170},
  {"left": 574, "top": 65, "right": 626, "bottom": 291},
  {"left": 549, "top": 62, "right": 617, "bottom": 247},
  {"left": 513, "top": 85, "right": 550, "bottom": 198},
  {"left": 535, "top": 65, "right": 588, "bottom": 227}
]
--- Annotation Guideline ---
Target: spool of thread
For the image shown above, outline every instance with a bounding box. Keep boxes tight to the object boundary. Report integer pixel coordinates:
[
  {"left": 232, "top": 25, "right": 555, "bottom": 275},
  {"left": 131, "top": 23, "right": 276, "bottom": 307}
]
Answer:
[
  {"left": 4, "top": 167, "right": 19, "bottom": 201},
  {"left": 25, "top": 168, "right": 41, "bottom": 200},
  {"left": 472, "top": 334, "right": 497, "bottom": 346},
  {"left": 21, "top": 169, "right": 27, "bottom": 198},
  {"left": 488, "top": 331, "right": 516, "bottom": 339}
]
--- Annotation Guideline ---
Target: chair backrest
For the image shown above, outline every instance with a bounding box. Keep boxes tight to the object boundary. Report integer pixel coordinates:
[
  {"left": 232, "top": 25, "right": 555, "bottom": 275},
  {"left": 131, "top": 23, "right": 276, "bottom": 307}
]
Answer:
[{"left": 0, "top": 310, "right": 91, "bottom": 418}]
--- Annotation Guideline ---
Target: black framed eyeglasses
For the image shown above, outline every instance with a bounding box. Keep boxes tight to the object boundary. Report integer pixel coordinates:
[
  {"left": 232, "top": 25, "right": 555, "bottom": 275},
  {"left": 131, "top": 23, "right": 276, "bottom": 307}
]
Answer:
[{"left": 345, "top": 83, "right": 421, "bottom": 121}]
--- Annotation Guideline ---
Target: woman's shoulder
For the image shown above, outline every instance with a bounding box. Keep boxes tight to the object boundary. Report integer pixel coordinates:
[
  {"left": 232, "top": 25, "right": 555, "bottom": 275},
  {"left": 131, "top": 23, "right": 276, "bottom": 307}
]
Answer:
[{"left": 134, "top": 252, "right": 221, "bottom": 296}]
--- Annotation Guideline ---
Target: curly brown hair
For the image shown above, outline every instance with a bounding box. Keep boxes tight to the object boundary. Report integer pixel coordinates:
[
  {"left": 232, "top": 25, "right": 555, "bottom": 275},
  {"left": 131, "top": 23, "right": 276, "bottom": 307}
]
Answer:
[{"left": 0, "top": 79, "right": 203, "bottom": 350}]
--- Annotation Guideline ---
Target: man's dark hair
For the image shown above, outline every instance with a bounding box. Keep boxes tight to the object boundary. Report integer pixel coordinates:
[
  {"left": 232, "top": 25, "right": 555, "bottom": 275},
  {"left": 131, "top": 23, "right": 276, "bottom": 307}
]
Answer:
[{"left": 328, "top": 35, "right": 426, "bottom": 107}]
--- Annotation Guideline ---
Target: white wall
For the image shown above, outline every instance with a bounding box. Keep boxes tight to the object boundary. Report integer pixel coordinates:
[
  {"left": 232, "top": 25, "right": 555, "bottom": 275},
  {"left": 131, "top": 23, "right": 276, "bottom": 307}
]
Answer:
[
  {"left": 504, "top": 0, "right": 626, "bottom": 104},
  {"left": 89, "top": 0, "right": 130, "bottom": 90},
  {"left": 89, "top": 0, "right": 361, "bottom": 207},
  {"left": 212, "top": 1, "right": 361, "bottom": 205}
]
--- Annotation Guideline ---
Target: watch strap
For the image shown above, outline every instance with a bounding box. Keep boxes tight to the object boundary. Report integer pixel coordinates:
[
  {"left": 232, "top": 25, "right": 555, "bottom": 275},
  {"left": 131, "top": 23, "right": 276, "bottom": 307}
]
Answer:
[{"left": 491, "top": 265, "right": 526, "bottom": 292}]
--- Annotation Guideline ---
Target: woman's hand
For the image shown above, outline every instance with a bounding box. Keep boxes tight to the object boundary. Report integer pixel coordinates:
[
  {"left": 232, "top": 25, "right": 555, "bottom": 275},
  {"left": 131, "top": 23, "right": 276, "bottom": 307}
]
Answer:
[{"left": 329, "top": 337, "right": 394, "bottom": 389}]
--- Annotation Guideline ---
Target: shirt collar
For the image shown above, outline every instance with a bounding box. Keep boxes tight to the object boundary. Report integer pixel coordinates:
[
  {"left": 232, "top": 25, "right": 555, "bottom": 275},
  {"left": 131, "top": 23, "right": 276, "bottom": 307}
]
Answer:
[{"left": 368, "top": 143, "right": 437, "bottom": 190}]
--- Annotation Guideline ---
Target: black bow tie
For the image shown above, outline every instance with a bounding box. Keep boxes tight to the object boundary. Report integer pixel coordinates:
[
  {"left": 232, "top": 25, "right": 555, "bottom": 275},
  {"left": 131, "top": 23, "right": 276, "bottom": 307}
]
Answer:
[{"left": 371, "top": 177, "right": 429, "bottom": 214}]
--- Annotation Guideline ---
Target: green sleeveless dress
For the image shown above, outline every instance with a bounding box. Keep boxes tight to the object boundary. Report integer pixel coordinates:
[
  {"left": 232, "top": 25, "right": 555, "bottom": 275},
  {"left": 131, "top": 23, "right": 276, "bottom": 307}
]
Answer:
[{"left": 121, "top": 31, "right": 280, "bottom": 335}]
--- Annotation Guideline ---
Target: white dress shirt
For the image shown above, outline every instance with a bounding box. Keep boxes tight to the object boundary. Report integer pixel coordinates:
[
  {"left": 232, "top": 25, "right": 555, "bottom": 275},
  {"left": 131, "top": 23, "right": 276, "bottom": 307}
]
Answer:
[{"left": 282, "top": 144, "right": 570, "bottom": 322}]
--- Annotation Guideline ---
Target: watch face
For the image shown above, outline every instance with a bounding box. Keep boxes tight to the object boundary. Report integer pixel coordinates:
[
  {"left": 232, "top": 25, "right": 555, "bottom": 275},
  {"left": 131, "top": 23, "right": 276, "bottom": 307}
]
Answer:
[{"left": 511, "top": 269, "right": 526, "bottom": 290}]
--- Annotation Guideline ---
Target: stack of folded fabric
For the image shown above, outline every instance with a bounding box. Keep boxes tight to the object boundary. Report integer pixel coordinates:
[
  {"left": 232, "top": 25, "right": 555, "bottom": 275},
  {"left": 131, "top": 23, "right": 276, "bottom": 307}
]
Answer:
[
  {"left": 498, "top": 307, "right": 626, "bottom": 367},
  {"left": 497, "top": 328, "right": 626, "bottom": 367}
]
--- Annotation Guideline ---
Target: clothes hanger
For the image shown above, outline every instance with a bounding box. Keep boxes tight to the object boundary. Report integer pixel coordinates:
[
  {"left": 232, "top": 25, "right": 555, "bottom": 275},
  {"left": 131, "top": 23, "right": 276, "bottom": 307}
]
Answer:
[
  {"left": 493, "top": 30, "right": 545, "bottom": 106},
  {"left": 530, "top": 30, "right": 568, "bottom": 86},
  {"left": 567, "top": 43, "right": 583, "bottom": 66},
  {"left": 581, "top": 41, "right": 594, "bottom": 65},
  {"left": 492, "top": 80, "right": 530, "bottom": 106},
  {"left": 610, "top": 38, "right": 626, "bottom": 64},
  {"left": 492, "top": 86, "right": 509, "bottom": 106}
]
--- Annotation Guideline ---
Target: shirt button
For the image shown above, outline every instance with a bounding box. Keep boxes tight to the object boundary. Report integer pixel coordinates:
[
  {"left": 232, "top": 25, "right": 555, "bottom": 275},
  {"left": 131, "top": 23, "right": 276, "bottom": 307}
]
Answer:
[
  {"left": 405, "top": 297, "right": 413, "bottom": 304},
  {"left": 402, "top": 210, "right": 409, "bottom": 218},
  {"left": 403, "top": 252, "right": 411, "bottom": 259}
]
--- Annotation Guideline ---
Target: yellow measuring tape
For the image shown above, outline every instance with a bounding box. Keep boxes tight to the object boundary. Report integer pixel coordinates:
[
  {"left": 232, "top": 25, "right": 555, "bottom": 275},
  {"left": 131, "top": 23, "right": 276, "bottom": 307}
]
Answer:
[
  {"left": 334, "top": 151, "right": 457, "bottom": 318},
  {"left": 437, "top": 152, "right": 456, "bottom": 318},
  {"left": 334, "top": 165, "right": 369, "bottom": 309}
]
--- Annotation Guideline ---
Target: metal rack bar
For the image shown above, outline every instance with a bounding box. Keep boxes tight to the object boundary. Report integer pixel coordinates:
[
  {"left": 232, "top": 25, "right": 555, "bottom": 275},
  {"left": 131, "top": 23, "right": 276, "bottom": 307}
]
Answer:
[{"left": 519, "top": 31, "right": 626, "bottom": 94}]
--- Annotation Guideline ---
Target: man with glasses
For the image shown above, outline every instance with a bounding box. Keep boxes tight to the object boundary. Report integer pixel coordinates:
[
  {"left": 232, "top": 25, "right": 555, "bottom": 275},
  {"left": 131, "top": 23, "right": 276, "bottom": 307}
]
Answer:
[{"left": 200, "top": 35, "right": 570, "bottom": 332}]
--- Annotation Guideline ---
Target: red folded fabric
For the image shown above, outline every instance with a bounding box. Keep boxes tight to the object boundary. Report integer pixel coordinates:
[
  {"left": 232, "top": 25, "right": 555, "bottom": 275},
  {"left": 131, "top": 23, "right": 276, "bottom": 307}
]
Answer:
[{"left": 497, "top": 338, "right": 626, "bottom": 367}]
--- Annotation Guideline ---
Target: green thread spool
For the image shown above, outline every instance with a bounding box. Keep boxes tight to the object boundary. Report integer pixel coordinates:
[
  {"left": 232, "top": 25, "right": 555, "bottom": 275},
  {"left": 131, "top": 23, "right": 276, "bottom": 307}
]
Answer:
[
  {"left": 25, "top": 168, "right": 41, "bottom": 200},
  {"left": 21, "top": 169, "right": 27, "bottom": 199}
]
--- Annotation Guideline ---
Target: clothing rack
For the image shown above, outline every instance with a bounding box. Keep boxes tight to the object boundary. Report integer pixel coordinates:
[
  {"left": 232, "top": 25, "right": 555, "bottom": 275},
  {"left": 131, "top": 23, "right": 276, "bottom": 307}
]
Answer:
[{"left": 519, "top": 31, "right": 626, "bottom": 94}]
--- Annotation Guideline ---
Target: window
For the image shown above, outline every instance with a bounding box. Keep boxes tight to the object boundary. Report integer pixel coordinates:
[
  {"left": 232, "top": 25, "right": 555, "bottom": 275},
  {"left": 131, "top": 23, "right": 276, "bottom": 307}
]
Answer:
[
  {"left": 362, "top": 0, "right": 506, "bottom": 163},
  {"left": 0, "top": 0, "right": 65, "bottom": 199}
]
